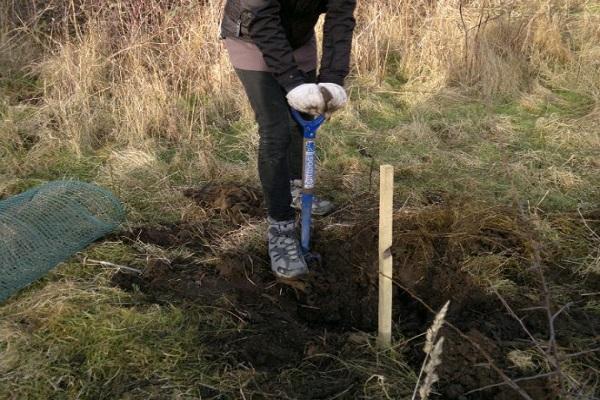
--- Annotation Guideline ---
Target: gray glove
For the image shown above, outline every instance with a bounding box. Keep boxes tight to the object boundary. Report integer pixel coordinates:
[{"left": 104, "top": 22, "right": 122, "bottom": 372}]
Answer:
[
  {"left": 318, "top": 83, "right": 348, "bottom": 115},
  {"left": 286, "top": 84, "right": 326, "bottom": 116}
]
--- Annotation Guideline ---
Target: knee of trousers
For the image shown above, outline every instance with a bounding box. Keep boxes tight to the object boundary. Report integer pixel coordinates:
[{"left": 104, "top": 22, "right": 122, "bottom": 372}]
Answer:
[
  {"left": 258, "top": 148, "right": 288, "bottom": 169},
  {"left": 258, "top": 126, "right": 291, "bottom": 160}
]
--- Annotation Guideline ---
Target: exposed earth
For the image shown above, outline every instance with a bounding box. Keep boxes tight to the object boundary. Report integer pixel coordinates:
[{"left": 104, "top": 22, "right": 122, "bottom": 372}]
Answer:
[{"left": 111, "top": 183, "right": 600, "bottom": 400}]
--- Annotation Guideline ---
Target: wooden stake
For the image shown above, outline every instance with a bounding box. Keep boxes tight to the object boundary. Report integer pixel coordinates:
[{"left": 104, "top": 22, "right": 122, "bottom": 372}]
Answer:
[{"left": 378, "top": 165, "right": 394, "bottom": 348}]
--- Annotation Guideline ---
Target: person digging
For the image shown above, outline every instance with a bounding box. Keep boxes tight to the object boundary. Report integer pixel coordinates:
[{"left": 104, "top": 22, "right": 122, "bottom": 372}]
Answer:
[{"left": 221, "top": 0, "right": 356, "bottom": 279}]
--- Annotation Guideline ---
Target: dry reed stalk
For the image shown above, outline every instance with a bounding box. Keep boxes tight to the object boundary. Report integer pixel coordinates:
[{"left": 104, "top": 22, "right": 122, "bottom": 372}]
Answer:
[
  {"left": 419, "top": 337, "right": 445, "bottom": 400},
  {"left": 411, "top": 300, "right": 449, "bottom": 400}
]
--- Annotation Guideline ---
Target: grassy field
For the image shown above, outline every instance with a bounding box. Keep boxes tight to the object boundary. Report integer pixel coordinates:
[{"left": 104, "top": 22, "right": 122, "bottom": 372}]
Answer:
[{"left": 1, "top": 0, "right": 599, "bottom": 399}]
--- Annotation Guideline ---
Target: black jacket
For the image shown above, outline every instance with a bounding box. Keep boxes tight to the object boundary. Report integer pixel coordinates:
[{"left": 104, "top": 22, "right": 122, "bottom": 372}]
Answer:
[{"left": 221, "top": 0, "right": 356, "bottom": 91}]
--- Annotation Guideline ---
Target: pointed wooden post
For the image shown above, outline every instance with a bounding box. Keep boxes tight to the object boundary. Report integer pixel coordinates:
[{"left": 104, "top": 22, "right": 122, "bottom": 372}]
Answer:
[{"left": 378, "top": 165, "right": 394, "bottom": 348}]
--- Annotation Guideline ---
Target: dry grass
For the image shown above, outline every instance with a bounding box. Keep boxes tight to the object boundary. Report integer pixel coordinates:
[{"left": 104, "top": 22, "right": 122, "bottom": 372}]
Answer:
[
  {"left": 352, "top": 0, "right": 600, "bottom": 98},
  {"left": 1, "top": 0, "right": 598, "bottom": 154}
]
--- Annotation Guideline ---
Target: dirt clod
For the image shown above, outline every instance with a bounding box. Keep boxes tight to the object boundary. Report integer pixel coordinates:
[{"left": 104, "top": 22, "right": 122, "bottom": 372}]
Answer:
[
  {"left": 183, "top": 183, "right": 264, "bottom": 224},
  {"left": 127, "top": 223, "right": 208, "bottom": 250}
]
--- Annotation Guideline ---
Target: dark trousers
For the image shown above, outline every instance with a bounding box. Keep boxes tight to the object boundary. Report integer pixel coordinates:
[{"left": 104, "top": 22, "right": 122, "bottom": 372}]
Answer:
[{"left": 235, "top": 69, "right": 316, "bottom": 221}]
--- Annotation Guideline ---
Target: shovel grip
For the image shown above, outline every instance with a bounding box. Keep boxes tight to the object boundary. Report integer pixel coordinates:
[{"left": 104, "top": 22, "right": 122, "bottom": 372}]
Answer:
[
  {"left": 290, "top": 87, "right": 331, "bottom": 137},
  {"left": 291, "top": 110, "right": 325, "bottom": 138}
]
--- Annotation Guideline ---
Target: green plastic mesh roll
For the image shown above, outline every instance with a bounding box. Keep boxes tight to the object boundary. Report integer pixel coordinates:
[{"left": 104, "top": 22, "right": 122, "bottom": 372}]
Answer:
[{"left": 0, "top": 181, "right": 125, "bottom": 303}]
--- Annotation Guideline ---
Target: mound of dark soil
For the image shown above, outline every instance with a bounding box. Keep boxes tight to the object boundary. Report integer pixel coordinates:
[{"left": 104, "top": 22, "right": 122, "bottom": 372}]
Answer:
[
  {"left": 183, "top": 182, "right": 264, "bottom": 224},
  {"left": 112, "top": 185, "right": 600, "bottom": 399},
  {"left": 126, "top": 223, "right": 210, "bottom": 249}
]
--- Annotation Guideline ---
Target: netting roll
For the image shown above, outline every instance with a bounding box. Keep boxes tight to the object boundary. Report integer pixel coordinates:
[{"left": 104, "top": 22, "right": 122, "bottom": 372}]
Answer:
[{"left": 0, "top": 181, "right": 125, "bottom": 303}]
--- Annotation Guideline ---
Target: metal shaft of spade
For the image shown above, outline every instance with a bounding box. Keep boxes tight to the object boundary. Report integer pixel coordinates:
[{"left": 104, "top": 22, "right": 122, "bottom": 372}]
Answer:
[{"left": 290, "top": 110, "right": 325, "bottom": 254}]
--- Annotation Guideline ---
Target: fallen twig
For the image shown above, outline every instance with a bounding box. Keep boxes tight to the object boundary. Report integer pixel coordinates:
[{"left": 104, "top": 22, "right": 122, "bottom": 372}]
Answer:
[
  {"left": 464, "top": 371, "right": 560, "bottom": 396},
  {"left": 84, "top": 258, "right": 142, "bottom": 274},
  {"left": 578, "top": 207, "right": 600, "bottom": 242},
  {"left": 564, "top": 347, "right": 600, "bottom": 360},
  {"left": 492, "top": 287, "right": 547, "bottom": 357},
  {"left": 527, "top": 225, "right": 565, "bottom": 393}
]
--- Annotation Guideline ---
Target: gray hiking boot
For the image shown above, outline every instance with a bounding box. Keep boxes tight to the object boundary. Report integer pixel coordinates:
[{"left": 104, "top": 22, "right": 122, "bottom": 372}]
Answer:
[
  {"left": 290, "top": 180, "right": 335, "bottom": 216},
  {"left": 268, "top": 217, "right": 308, "bottom": 279}
]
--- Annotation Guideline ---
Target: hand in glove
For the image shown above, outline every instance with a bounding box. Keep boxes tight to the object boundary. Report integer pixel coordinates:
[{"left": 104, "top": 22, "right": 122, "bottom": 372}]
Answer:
[
  {"left": 318, "top": 83, "right": 348, "bottom": 116},
  {"left": 286, "top": 84, "right": 326, "bottom": 116}
]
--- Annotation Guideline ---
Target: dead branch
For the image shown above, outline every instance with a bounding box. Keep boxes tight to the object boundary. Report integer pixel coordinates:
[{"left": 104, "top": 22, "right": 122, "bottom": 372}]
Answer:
[
  {"left": 492, "top": 288, "right": 546, "bottom": 356},
  {"left": 464, "top": 371, "right": 559, "bottom": 396},
  {"left": 578, "top": 207, "right": 600, "bottom": 243},
  {"left": 83, "top": 257, "right": 143, "bottom": 274},
  {"left": 531, "top": 238, "right": 564, "bottom": 392}
]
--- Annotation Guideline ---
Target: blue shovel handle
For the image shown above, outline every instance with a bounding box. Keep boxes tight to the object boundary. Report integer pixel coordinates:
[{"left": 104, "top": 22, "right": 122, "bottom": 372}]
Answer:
[
  {"left": 291, "top": 109, "right": 326, "bottom": 139},
  {"left": 290, "top": 109, "right": 326, "bottom": 254}
]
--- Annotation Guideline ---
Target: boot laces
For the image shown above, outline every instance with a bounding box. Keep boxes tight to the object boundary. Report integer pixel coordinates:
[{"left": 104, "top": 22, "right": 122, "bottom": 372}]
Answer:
[
  {"left": 270, "top": 227, "right": 300, "bottom": 261},
  {"left": 281, "top": 236, "right": 299, "bottom": 261}
]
